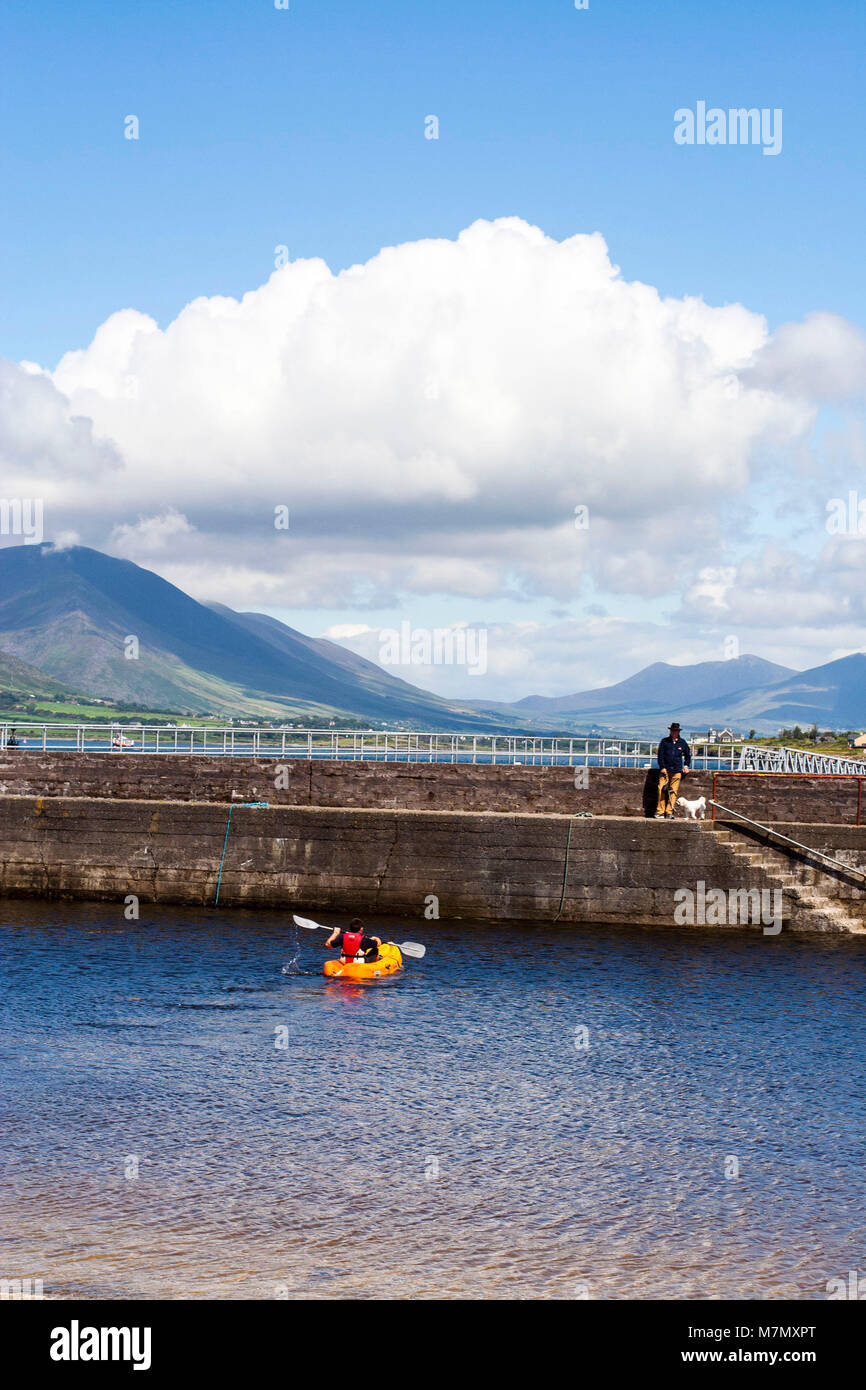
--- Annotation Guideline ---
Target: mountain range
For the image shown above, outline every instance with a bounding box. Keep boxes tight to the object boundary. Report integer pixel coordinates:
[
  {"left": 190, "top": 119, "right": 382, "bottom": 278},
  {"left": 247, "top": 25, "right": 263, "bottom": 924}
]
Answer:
[
  {"left": 482, "top": 653, "right": 866, "bottom": 735},
  {"left": 0, "top": 543, "right": 864, "bottom": 735},
  {"left": 514, "top": 655, "right": 794, "bottom": 718},
  {"left": 0, "top": 545, "right": 501, "bottom": 728}
]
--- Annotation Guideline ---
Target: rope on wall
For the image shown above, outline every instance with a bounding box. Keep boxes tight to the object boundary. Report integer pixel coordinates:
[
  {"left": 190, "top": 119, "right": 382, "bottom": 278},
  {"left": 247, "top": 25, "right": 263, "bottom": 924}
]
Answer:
[
  {"left": 214, "top": 802, "right": 269, "bottom": 906},
  {"left": 554, "top": 811, "right": 593, "bottom": 922}
]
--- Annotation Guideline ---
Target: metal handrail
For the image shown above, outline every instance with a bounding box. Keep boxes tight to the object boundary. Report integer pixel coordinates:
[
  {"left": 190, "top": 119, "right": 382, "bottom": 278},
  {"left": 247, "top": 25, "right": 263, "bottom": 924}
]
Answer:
[
  {"left": 709, "top": 798, "right": 866, "bottom": 882},
  {"left": 737, "top": 743, "right": 866, "bottom": 776}
]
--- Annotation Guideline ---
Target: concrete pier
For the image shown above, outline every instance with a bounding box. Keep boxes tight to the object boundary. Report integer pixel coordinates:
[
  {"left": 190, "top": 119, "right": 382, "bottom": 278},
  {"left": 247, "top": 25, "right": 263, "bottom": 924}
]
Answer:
[{"left": 0, "top": 791, "right": 864, "bottom": 932}]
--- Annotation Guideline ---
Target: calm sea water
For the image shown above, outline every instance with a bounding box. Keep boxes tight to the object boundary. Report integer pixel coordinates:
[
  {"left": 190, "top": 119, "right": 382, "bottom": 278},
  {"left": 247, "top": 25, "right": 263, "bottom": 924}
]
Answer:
[{"left": 1, "top": 899, "right": 864, "bottom": 1300}]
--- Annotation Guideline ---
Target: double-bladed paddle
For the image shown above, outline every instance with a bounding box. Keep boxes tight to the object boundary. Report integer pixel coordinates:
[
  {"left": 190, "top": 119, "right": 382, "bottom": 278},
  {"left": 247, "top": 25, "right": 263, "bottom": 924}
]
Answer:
[{"left": 292, "top": 913, "right": 426, "bottom": 958}]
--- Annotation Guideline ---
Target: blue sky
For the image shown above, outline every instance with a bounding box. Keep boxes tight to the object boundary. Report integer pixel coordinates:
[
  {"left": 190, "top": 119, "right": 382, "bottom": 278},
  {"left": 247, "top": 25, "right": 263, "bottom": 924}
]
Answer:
[
  {"left": 2, "top": 0, "right": 864, "bottom": 363},
  {"left": 2, "top": 0, "right": 865, "bottom": 700}
]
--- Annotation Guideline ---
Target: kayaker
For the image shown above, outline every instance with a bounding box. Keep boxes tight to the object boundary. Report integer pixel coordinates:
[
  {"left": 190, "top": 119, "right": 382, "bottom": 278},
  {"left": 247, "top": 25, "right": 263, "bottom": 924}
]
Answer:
[
  {"left": 655, "top": 721, "right": 692, "bottom": 819},
  {"left": 325, "top": 918, "right": 382, "bottom": 964}
]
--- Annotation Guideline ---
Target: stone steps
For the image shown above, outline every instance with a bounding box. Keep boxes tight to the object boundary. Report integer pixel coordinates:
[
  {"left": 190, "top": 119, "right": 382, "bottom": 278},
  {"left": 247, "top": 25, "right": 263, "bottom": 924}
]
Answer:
[{"left": 703, "top": 824, "right": 865, "bottom": 934}]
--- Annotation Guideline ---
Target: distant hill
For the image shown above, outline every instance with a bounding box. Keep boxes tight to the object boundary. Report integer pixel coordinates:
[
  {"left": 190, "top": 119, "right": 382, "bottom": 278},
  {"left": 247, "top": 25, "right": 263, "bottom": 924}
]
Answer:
[
  {"left": 674, "top": 653, "right": 866, "bottom": 734},
  {"left": 484, "top": 652, "right": 866, "bottom": 736},
  {"left": 0, "top": 545, "right": 506, "bottom": 728},
  {"left": 515, "top": 655, "right": 794, "bottom": 717},
  {"left": 0, "top": 647, "right": 85, "bottom": 702}
]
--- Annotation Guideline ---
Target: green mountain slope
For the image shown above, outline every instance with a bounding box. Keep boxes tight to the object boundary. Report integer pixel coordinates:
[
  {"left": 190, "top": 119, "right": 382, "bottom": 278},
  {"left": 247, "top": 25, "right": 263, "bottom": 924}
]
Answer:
[
  {"left": 0, "top": 545, "right": 507, "bottom": 727},
  {"left": 0, "top": 647, "right": 86, "bottom": 701}
]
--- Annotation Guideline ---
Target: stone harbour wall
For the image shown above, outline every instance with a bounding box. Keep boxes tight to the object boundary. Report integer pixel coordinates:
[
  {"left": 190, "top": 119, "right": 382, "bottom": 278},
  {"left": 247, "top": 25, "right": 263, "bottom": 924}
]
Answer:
[
  {"left": 0, "top": 752, "right": 863, "bottom": 823},
  {"left": 1, "top": 794, "right": 864, "bottom": 932}
]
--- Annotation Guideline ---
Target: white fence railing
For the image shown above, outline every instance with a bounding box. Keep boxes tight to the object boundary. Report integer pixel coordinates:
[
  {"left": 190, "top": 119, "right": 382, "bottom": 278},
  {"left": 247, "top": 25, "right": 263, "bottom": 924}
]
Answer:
[
  {"left": 736, "top": 744, "right": 866, "bottom": 776},
  {"left": 1, "top": 724, "right": 862, "bottom": 772},
  {"left": 0, "top": 723, "right": 748, "bottom": 768}
]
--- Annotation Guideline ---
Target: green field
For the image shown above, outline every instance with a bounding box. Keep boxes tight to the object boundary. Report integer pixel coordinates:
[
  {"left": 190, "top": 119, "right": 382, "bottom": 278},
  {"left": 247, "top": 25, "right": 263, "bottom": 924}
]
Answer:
[
  {"left": 0, "top": 699, "right": 399, "bottom": 730},
  {"left": 750, "top": 730, "right": 866, "bottom": 760}
]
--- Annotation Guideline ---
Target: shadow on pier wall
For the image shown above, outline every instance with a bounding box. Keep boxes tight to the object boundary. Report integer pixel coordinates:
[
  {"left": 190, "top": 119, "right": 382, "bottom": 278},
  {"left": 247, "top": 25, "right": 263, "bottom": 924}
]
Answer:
[{"left": 642, "top": 768, "right": 661, "bottom": 818}]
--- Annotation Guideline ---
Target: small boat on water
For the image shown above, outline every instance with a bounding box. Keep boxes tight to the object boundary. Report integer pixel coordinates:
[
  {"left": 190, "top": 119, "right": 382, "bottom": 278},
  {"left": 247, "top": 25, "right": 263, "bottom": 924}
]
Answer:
[
  {"left": 323, "top": 941, "right": 403, "bottom": 980},
  {"left": 292, "top": 915, "right": 424, "bottom": 980}
]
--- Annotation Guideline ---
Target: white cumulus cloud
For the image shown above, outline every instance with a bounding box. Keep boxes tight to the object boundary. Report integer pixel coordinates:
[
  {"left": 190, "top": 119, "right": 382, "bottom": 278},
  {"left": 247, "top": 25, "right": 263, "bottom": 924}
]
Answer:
[
  {"left": 34, "top": 216, "right": 815, "bottom": 606},
  {"left": 744, "top": 311, "right": 866, "bottom": 403},
  {"left": 2, "top": 216, "right": 861, "bottom": 697}
]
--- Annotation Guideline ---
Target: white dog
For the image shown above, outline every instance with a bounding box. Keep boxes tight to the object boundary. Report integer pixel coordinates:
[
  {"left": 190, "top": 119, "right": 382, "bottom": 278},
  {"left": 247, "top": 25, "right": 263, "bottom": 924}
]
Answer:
[{"left": 678, "top": 795, "right": 706, "bottom": 820}]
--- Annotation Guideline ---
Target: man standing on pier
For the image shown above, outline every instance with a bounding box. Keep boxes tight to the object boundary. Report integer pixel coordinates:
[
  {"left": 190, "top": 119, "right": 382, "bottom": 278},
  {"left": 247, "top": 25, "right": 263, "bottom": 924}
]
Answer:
[{"left": 656, "top": 722, "right": 691, "bottom": 818}]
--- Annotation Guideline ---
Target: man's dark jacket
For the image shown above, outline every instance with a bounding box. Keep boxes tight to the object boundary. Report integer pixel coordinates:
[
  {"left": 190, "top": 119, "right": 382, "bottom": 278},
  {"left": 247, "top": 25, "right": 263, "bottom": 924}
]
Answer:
[{"left": 657, "top": 735, "right": 691, "bottom": 773}]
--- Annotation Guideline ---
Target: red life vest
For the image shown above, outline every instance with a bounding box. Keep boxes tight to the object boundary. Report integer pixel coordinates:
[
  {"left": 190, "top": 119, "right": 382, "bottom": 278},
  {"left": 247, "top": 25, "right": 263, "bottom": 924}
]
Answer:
[{"left": 341, "top": 930, "right": 365, "bottom": 959}]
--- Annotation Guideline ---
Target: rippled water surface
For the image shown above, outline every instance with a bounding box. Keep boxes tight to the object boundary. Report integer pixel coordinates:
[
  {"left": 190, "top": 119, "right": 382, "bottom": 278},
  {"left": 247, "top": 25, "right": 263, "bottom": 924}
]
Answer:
[{"left": 1, "top": 900, "right": 864, "bottom": 1299}]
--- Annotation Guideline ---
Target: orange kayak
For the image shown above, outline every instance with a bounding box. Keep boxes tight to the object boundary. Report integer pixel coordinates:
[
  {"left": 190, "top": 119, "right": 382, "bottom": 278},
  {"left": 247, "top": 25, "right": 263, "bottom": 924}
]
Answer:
[{"left": 323, "top": 941, "right": 403, "bottom": 981}]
